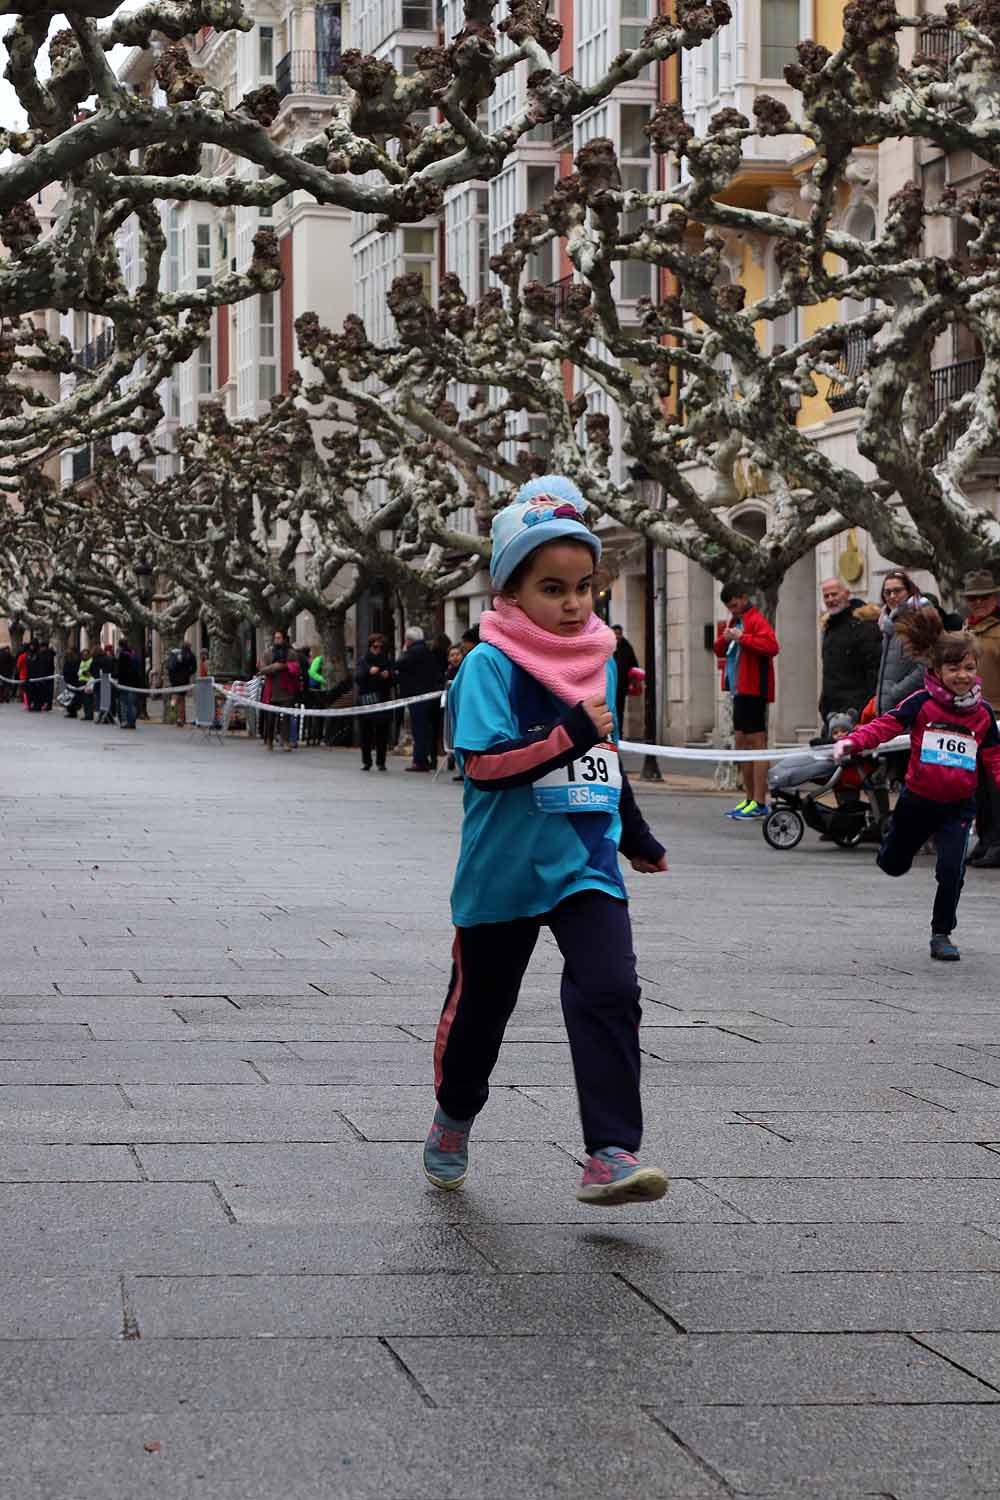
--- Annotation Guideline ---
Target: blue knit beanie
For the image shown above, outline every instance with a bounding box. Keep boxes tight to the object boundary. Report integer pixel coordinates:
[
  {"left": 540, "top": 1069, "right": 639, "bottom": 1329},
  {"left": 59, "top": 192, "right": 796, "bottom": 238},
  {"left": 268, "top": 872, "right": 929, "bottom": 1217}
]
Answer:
[{"left": 489, "top": 474, "right": 602, "bottom": 590}]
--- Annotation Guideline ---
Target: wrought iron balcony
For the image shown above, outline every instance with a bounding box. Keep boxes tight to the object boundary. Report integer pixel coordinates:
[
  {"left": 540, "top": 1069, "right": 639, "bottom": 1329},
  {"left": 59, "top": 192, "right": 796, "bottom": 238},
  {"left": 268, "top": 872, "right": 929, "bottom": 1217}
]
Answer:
[
  {"left": 826, "top": 327, "right": 873, "bottom": 412},
  {"left": 71, "top": 446, "right": 93, "bottom": 482},
  {"left": 917, "top": 25, "right": 966, "bottom": 65},
  {"left": 931, "top": 355, "right": 985, "bottom": 452},
  {"left": 76, "top": 329, "right": 114, "bottom": 372},
  {"left": 274, "top": 51, "right": 347, "bottom": 102}
]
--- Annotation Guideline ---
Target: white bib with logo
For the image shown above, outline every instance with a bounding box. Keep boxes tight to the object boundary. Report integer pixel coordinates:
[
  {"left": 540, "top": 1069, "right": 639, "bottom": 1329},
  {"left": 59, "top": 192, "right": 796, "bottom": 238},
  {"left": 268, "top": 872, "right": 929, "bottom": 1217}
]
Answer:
[
  {"left": 533, "top": 742, "right": 622, "bottom": 814},
  {"left": 920, "top": 728, "right": 977, "bottom": 772}
]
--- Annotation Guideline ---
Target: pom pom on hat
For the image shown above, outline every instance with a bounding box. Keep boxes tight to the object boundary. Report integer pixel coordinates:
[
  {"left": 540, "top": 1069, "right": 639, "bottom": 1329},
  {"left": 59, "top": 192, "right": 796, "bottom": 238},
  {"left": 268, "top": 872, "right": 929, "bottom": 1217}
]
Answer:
[{"left": 490, "top": 474, "right": 601, "bottom": 589}]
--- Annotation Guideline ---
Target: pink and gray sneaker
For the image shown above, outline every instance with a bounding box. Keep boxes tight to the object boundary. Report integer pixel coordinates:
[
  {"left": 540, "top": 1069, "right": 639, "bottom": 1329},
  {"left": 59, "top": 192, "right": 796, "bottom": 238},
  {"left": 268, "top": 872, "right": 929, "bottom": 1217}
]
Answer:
[
  {"left": 422, "top": 1106, "right": 473, "bottom": 1190},
  {"left": 576, "top": 1147, "right": 668, "bottom": 1206}
]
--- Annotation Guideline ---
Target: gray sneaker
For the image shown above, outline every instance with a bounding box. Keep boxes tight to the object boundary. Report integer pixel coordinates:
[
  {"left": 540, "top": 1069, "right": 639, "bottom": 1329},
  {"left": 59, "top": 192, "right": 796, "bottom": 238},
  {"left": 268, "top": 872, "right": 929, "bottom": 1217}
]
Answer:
[
  {"left": 422, "top": 1107, "right": 472, "bottom": 1190},
  {"left": 930, "top": 933, "right": 960, "bottom": 962}
]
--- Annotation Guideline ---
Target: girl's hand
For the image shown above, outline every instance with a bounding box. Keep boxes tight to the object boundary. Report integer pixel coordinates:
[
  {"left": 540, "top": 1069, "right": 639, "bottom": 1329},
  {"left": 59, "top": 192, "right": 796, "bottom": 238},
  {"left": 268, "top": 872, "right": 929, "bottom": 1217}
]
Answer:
[
  {"left": 582, "top": 694, "right": 614, "bottom": 739},
  {"left": 630, "top": 855, "right": 668, "bottom": 873}
]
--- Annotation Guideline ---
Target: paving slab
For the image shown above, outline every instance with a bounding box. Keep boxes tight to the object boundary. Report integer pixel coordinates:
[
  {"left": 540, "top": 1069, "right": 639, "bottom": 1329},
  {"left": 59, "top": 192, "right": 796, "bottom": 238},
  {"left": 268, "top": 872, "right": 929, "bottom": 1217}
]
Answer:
[
  {"left": 657, "top": 1405, "right": 1000, "bottom": 1497},
  {"left": 389, "top": 1329, "right": 995, "bottom": 1406},
  {"left": 0, "top": 1409, "right": 726, "bottom": 1500},
  {"left": 6, "top": 710, "right": 1000, "bottom": 1497}
]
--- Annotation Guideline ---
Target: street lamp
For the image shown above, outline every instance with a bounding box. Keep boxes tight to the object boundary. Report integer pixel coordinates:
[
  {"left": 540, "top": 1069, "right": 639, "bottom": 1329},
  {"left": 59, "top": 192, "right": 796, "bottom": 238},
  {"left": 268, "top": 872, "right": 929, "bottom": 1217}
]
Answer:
[
  {"left": 134, "top": 561, "right": 154, "bottom": 713},
  {"left": 628, "top": 466, "right": 663, "bottom": 783}
]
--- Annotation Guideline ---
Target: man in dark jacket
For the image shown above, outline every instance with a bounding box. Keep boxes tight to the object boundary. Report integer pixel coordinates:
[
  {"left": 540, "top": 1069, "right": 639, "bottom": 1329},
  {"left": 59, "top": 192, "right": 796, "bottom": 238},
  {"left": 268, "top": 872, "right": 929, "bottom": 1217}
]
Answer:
[
  {"left": 166, "top": 641, "right": 197, "bottom": 727},
  {"left": 62, "top": 645, "right": 81, "bottom": 717},
  {"left": 25, "top": 641, "right": 45, "bottom": 711},
  {"left": 116, "top": 641, "right": 142, "bottom": 729},
  {"left": 0, "top": 644, "right": 13, "bottom": 703},
  {"left": 354, "top": 632, "right": 396, "bottom": 771},
  {"left": 612, "top": 625, "right": 639, "bottom": 731},
  {"left": 396, "top": 626, "right": 442, "bottom": 772},
  {"left": 818, "top": 579, "right": 882, "bottom": 723}
]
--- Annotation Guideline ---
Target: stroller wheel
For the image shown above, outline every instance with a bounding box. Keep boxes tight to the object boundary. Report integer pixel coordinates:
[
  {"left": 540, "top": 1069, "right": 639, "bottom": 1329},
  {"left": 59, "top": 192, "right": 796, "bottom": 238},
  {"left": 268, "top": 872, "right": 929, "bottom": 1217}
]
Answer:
[{"left": 763, "top": 806, "right": 805, "bottom": 850}]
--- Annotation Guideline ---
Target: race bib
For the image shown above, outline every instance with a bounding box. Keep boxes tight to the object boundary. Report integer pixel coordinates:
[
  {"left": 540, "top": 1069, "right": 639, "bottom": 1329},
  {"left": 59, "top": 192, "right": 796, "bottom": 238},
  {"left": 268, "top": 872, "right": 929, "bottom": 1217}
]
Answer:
[
  {"left": 533, "top": 742, "right": 622, "bottom": 813},
  {"left": 920, "top": 728, "right": 977, "bottom": 772}
]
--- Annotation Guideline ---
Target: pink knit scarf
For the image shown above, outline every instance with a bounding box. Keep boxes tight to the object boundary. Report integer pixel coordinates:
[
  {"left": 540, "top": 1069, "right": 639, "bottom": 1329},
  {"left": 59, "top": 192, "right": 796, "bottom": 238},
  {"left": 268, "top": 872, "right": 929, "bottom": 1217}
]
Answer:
[{"left": 478, "top": 596, "right": 616, "bottom": 706}]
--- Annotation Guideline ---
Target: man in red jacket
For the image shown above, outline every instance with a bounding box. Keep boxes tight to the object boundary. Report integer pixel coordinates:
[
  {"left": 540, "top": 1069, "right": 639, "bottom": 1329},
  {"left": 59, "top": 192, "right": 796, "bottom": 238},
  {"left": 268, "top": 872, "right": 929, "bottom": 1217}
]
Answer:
[{"left": 714, "top": 580, "right": 780, "bottom": 818}]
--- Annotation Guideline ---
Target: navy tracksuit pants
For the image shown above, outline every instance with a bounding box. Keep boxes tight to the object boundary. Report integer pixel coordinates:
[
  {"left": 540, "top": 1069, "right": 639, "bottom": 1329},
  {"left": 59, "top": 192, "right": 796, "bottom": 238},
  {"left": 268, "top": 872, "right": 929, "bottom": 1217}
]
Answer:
[
  {"left": 878, "top": 789, "right": 975, "bottom": 936},
  {"left": 434, "top": 889, "right": 643, "bottom": 1154}
]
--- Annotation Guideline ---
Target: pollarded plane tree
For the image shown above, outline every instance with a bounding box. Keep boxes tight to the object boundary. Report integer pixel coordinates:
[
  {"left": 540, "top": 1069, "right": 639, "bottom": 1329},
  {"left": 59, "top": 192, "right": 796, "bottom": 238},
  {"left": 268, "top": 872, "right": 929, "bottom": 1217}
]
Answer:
[
  {"left": 4, "top": 459, "right": 200, "bottom": 649},
  {"left": 291, "top": 0, "right": 1000, "bottom": 612},
  {"left": 0, "top": 0, "right": 729, "bottom": 468},
  {"left": 68, "top": 392, "right": 487, "bottom": 678},
  {"left": 549, "top": 0, "right": 1000, "bottom": 602}
]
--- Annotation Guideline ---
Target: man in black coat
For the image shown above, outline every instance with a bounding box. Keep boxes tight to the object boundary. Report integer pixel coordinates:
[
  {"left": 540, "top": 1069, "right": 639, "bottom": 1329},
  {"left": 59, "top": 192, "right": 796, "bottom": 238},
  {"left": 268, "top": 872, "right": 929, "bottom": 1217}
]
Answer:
[
  {"left": 612, "top": 625, "right": 639, "bottom": 732},
  {"left": 818, "top": 578, "right": 882, "bottom": 724},
  {"left": 396, "top": 626, "right": 443, "bottom": 772},
  {"left": 115, "top": 642, "right": 142, "bottom": 729}
]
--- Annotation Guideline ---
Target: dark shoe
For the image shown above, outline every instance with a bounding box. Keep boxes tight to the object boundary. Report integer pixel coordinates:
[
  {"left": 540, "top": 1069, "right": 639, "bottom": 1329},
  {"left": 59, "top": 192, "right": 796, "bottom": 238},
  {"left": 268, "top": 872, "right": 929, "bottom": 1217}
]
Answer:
[
  {"left": 930, "top": 933, "right": 961, "bottom": 962},
  {"left": 971, "top": 846, "right": 1000, "bottom": 869},
  {"left": 377, "top": 764, "right": 387, "bottom": 773},
  {"left": 451, "top": 774, "right": 463, "bottom": 783},
  {"left": 404, "top": 764, "right": 430, "bottom": 773},
  {"left": 361, "top": 763, "right": 371, "bottom": 772}
]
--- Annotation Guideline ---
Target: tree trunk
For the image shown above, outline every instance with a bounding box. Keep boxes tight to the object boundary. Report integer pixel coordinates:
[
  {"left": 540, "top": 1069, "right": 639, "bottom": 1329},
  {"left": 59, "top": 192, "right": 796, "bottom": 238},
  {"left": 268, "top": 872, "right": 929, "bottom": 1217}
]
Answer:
[
  {"left": 208, "top": 625, "right": 243, "bottom": 678},
  {"left": 399, "top": 582, "right": 440, "bottom": 642},
  {"left": 316, "top": 612, "right": 350, "bottom": 690}
]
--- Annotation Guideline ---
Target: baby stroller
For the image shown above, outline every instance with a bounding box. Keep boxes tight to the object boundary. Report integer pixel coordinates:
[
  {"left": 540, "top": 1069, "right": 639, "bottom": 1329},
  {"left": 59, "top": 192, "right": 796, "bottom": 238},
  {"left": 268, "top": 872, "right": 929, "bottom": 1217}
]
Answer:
[{"left": 762, "top": 747, "right": 892, "bottom": 851}]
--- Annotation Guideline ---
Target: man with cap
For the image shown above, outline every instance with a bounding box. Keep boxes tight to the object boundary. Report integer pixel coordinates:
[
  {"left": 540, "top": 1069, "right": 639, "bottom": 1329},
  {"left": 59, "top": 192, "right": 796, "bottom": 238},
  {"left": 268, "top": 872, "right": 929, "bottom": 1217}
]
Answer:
[{"left": 964, "top": 569, "right": 1000, "bottom": 866}]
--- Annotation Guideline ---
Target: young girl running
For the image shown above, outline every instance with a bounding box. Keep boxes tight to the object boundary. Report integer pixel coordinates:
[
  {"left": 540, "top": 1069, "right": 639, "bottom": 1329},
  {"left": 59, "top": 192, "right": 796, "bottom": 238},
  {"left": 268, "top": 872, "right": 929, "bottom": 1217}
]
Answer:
[
  {"left": 423, "top": 476, "right": 669, "bottom": 1206},
  {"left": 835, "top": 607, "right": 1000, "bottom": 961}
]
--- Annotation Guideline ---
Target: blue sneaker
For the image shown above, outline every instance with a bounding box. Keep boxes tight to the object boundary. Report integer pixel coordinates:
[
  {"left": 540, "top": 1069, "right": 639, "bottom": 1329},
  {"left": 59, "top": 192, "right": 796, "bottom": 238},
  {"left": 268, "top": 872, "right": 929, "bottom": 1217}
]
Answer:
[
  {"left": 725, "top": 799, "right": 750, "bottom": 818},
  {"left": 422, "top": 1107, "right": 472, "bottom": 1189},
  {"left": 930, "top": 933, "right": 960, "bottom": 962},
  {"left": 576, "top": 1147, "right": 668, "bottom": 1206},
  {"left": 731, "top": 800, "right": 764, "bottom": 820}
]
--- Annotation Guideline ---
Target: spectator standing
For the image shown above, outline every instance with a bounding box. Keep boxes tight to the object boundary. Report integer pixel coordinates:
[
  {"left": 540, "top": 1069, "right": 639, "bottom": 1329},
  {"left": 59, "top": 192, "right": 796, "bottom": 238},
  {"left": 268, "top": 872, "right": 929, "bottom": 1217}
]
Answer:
[
  {"left": 714, "top": 581, "right": 780, "bottom": 819},
  {"left": 77, "top": 645, "right": 95, "bottom": 721},
  {"left": 355, "top": 632, "right": 396, "bottom": 772},
  {"left": 15, "top": 642, "right": 30, "bottom": 709},
  {"left": 461, "top": 625, "right": 480, "bottom": 653},
  {"left": 962, "top": 569, "right": 1000, "bottom": 867},
  {"left": 116, "top": 641, "right": 141, "bottom": 729},
  {"left": 0, "top": 644, "right": 13, "bottom": 704},
  {"left": 25, "top": 642, "right": 45, "bottom": 712},
  {"left": 259, "top": 629, "right": 300, "bottom": 752},
  {"left": 166, "top": 641, "right": 197, "bottom": 727},
  {"left": 818, "top": 578, "right": 882, "bottom": 722},
  {"left": 875, "top": 571, "right": 937, "bottom": 713},
  {"left": 62, "top": 645, "right": 81, "bottom": 717},
  {"left": 397, "top": 626, "right": 442, "bottom": 772},
  {"left": 36, "top": 642, "right": 56, "bottom": 711},
  {"left": 611, "top": 625, "right": 639, "bottom": 732}
]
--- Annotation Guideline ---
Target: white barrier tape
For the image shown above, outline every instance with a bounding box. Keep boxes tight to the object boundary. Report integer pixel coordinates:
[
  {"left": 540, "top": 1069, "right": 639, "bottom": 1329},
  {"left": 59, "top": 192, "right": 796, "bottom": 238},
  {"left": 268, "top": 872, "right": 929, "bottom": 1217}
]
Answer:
[
  {"left": 618, "top": 733, "right": 913, "bottom": 764},
  {"left": 108, "top": 677, "right": 194, "bottom": 695},
  {"left": 214, "top": 683, "right": 442, "bottom": 719},
  {"left": 0, "top": 672, "right": 192, "bottom": 694}
]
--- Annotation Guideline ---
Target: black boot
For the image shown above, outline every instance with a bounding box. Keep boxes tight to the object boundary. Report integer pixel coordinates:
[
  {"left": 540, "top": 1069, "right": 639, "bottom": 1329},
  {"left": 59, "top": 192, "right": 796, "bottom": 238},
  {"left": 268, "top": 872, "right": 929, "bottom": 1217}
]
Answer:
[{"left": 971, "top": 846, "right": 1000, "bottom": 869}]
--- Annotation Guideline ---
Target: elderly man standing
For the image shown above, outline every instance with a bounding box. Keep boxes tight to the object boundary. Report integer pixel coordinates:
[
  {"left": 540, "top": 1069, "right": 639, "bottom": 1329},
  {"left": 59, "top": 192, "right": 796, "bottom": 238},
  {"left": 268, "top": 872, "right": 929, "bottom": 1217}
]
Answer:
[
  {"left": 818, "top": 577, "right": 882, "bottom": 726},
  {"left": 963, "top": 570, "right": 1000, "bottom": 867}
]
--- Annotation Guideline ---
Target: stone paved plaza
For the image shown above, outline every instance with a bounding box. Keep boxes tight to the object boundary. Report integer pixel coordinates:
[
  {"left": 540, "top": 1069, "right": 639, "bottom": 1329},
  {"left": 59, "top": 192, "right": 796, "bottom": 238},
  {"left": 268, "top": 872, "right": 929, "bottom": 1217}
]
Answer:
[{"left": 2, "top": 709, "right": 1000, "bottom": 1498}]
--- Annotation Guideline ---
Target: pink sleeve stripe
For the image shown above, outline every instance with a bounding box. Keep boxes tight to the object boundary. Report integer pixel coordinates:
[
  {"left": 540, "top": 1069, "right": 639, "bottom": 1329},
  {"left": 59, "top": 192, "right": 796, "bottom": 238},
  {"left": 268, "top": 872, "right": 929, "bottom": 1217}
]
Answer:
[{"left": 465, "top": 724, "right": 574, "bottom": 782}]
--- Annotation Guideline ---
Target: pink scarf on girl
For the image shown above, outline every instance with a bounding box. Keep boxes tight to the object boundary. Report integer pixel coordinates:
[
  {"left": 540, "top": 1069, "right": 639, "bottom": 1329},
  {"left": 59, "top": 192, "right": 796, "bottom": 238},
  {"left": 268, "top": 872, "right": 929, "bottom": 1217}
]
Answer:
[{"left": 478, "top": 596, "right": 616, "bottom": 706}]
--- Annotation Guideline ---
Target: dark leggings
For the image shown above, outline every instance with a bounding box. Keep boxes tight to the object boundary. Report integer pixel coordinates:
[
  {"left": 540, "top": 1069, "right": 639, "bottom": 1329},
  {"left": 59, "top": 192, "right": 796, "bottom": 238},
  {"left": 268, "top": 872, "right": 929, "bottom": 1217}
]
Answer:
[
  {"left": 878, "top": 789, "right": 975, "bottom": 936},
  {"left": 434, "top": 890, "right": 642, "bottom": 1154}
]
